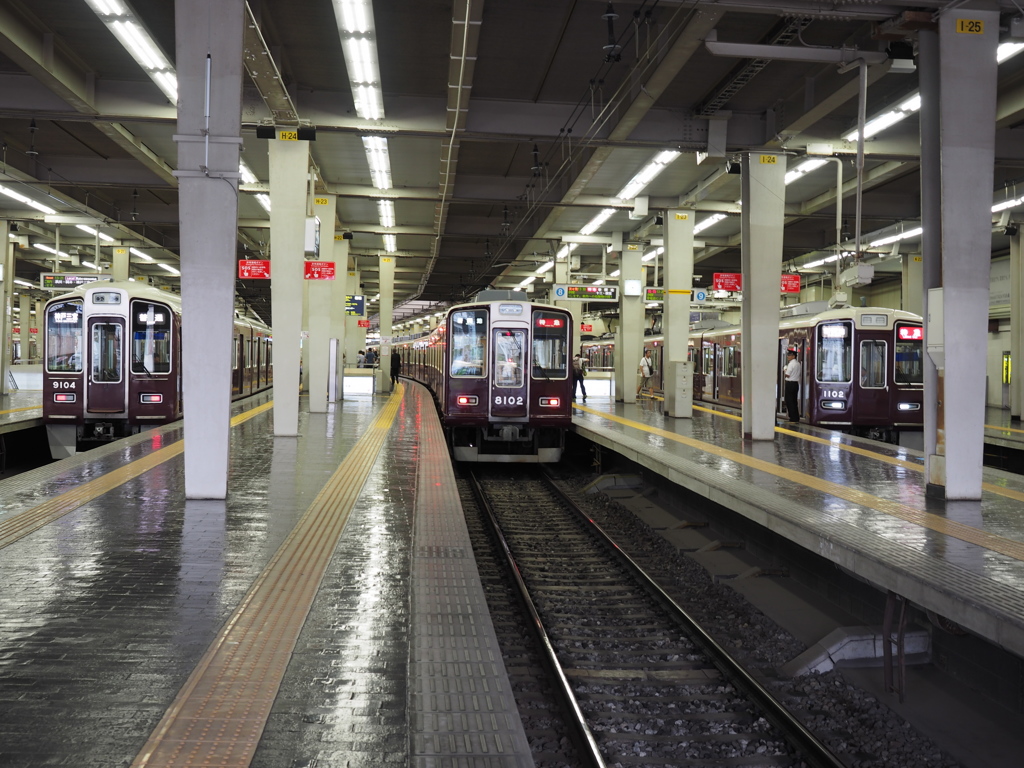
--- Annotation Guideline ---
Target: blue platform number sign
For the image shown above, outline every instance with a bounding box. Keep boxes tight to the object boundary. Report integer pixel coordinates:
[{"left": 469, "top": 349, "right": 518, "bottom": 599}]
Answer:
[
  {"left": 555, "top": 286, "right": 566, "bottom": 298},
  {"left": 694, "top": 290, "right": 707, "bottom": 303}
]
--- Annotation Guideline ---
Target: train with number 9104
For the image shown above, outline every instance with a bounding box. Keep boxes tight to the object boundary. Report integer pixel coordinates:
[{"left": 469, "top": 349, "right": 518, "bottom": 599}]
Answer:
[
  {"left": 393, "top": 290, "right": 574, "bottom": 462},
  {"left": 43, "top": 279, "right": 273, "bottom": 458}
]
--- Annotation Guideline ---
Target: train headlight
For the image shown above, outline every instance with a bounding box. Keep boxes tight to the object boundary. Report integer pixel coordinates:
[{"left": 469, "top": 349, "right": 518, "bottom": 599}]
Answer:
[
  {"left": 53, "top": 393, "right": 76, "bottom": 403},
  {"left": 821, "top": 400, "right": 847, "bottom": 410},
  {"left": 897, "top": 402, "right": 921, "bottom": 411},
  {"left": 140, "top": 394, "right": 163, "bottom": 404},
  {"left": 539, "top": 397, "right": 561, "bottom": 407},
  {"left": 456, "top": 395, "right": 478, "bottom": 406}
]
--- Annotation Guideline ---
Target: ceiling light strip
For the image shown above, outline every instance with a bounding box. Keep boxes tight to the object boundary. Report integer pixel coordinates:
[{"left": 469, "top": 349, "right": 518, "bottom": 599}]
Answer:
[{"left": 84, "top": 0, "right": 178, "bottom": 102}]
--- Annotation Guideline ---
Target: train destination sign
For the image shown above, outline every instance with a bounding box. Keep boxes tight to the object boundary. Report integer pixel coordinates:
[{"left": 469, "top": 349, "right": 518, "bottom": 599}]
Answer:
[
  {"left": 238, "top": 260, "right": 271, "bottom": 279},
  {"left": 346, "top": 295, "right": 365, "bottom": 316},
  {"left": 40, "top": 273, "right": 110, "bottom": 291},
  {"left": 553, "top": 284, "right": 618, "bottom": 301},
  {"left": 303, "top": 261, "right": 335, "bottom": 280}
]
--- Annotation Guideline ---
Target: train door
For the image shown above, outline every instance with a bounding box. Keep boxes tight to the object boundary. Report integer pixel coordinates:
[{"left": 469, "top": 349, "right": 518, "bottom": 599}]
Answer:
[
  {"left": 490, "top": 328, "right": 528, "bottom": 418},
  {"left": 87, "top": 317, "right": 126, "bottom": 413}
]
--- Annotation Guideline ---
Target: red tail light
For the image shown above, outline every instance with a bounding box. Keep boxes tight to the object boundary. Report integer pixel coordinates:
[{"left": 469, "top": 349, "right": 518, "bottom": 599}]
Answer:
[
  {"left": 539, "top": 397, "right": 560, "bottom": 407},
  {"left": 140, "top": 394, "right": 163, "bottom": 403},
  {"left": 456, "top": 395, "right": 478, "bottom": 406},
  {"left": 53, "top": 393, "right": 76, "bottom": 403}
]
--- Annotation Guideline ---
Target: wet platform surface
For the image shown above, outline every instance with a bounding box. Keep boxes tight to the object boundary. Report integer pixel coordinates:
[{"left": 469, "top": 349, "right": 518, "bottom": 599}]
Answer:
[
  {"left": 0, "top": 383, "right": 531, "bottom": 768},
  {"left": 0, "top": 390, "right": 43, "bottom": 435},
  {"left": 571, "top": 390, "right": 1024, "bottom": 659}
]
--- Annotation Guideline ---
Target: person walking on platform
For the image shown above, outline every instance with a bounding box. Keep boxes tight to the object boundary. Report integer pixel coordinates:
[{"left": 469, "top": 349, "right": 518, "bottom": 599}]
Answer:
[
  {"left": 572, "top": 351, "right": 587, "bottom": 401},
  {"left": 784, "top": 349, "right": 801, "bottom": 423},
  {"left": 390, "top": 349, "right": 402, "bottom": 388},
  {"left": 637, "top": 349, "right": 653, "bottom": 397}
]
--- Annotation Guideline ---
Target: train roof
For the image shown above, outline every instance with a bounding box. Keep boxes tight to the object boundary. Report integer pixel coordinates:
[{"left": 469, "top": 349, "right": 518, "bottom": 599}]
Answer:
[{"left": 45, "top": 279, "right": 183, "bottom": 311}]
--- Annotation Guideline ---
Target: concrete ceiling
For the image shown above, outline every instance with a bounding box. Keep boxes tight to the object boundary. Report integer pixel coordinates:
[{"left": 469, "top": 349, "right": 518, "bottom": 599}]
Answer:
[{"left": 1, "top": 0, "right": 1024, "bottom": 324}]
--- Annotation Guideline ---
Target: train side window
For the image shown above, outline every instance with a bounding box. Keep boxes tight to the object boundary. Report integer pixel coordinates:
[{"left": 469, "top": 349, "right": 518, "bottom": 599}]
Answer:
[
  {"left": 91, "top": 323, "right": 123, "bottom": 383},
  {"left": 532, "top": 311, "right": 569, "bottom": 378},
  {"left": 494, "top": 330, "right": 525, "bottom": 388},
  {"left": 130, "top": 301, "right": 172, "bottom": 374},
  {"left": 894, "top": 324, "right": 924, "bottom": 385},
  {"left": 703, "top": 347, "right": 714, "bottom": 377},
  {"left": 859, "top": 340, "right": 887, "bottom": 388},
  {"left": 817, "top": 322, "right": 852, "bottom": 383},
  {"left": 722, "top": 346, "right": 736, "bottom": 377},
  {"left": 450, "top": 309, "right": 487, "bottom": 376},
  {"left": 45, "top": 300, "right": 84, "bottom": 373}
]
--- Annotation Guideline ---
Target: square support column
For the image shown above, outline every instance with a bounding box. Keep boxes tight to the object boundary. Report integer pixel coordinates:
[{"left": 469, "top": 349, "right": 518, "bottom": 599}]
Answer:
[
  {"left": 330, "top": 229, "right": 348, "bottom": 401},
  {"left": 615, "top": 247, "right": 643, "bottom": 403},
  {"left": 664, "top": 210, "right": 694, "bottom": 418},
  {"left": 0, "top": 224, "right": 10, "bottom": 396},
  {"left": 376, "top": 255, "right": 395, "bottom": 393}
]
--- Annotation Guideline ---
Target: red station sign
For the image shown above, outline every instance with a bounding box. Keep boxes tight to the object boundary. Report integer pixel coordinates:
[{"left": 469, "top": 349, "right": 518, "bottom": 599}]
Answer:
[
  {"left": 29, "top": 327, "right": 38, "bottom": 334},
  {"left": 713, "top": 272, "right": 742, "bottom": 292},
  {"left": 238, "top": 260, "right": 271, "bottom": 279},
  {"left": 580, "top": 323, "right": 593, "bottom": 332},
  {"left": 357, "top": 319, "right": 371, "bottom": 328},
  {"left": 303, "top": 261, "right": 336, "bottom": 280},
  {"left": 780, "top": 274, "right": 801, "bottom": 293}
]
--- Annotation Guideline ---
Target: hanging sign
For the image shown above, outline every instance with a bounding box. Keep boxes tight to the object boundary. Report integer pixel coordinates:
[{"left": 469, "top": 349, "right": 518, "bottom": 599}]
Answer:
[
  {"left": 553, "top": 284, "right": 618, "bottom": 301},
  {"left": 781, "top": 274, "right": 802, "bottom": 293},
  {"left": 645, "top": 288, "right": 664, "bottom": 302},
  {"left": 357, "top": 319, "right": 371, "bottom": 328},
  {"left": 346, "top": 295, "right": 365, "bottom": 316},
  {"left": 40, "top": 273, "right": 108, "bottom": 291},
  {"left": 303, "top": 261, "right": 335, "bottom": 280},
  {"left": 713, "top": 273, "right": 742, "bottom": 292},
  {"left": 238, "top": 260, "right": 271, "bottom": 279},
  {"left": 580, "top": 324, "right": 593, "bottom": 332}
]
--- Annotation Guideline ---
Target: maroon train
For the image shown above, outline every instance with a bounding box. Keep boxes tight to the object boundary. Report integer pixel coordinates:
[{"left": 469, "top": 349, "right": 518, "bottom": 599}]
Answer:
[
  {"left": 584, "top": 304, "right": 924, "bottom": 444},
  {"left": 43, "top": 280, "right": 272, "bottom": 458},
  {"left": 394, "top": 291, "right": 574, "bottom": 462}
]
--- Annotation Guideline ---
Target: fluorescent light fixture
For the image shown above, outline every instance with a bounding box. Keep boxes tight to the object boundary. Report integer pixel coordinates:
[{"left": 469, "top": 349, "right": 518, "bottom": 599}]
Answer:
[
  {"left": 130, "top": 247, "right": 154, "bottom": 262},
  {"left": 81, "top": 260, "right": 99, "bottom": 269},
  {"left": 580, "top": 208, "right": 616, "bottom": 236},
  {"left": 593, "top": 279, "right": 605, "bottom": 285},
  {"left": 869, "top": 227, "right": 922, "bottom": 247},
  {"left": 693, "top": 213, "right": 727, "bottom": 234},
  {"left": 362, "top": 136, "right": 392, "bottom": 190},
  {"left": 34, "top": 243, "right": 71, "bottom": 258},
  {"left": 642, "top": 246, "right": 664, "bottom": 263},
  {"left": 238, "top": 161, "right": 259, "bottom": 185},
  {"left": 617, "top": 150, "right": 681, "bottom": 200},
  {"left": 784, "top": 157, "right": 828, "bottom": 185},
  {"left": 157, "top": 263, "right": 181, "bottom": 275},
  {"left": 802, "top": 258, "right": 826, "bottom": 269},
  {"left": 14, "top": 279, "right": 34, "bottom": 288},
  {"left": 992, "top": 196, "right": 1024, "bottom": 212},
  {"left": 0, "top": 184, "right": 56, "bottom": 214},
  {"left": 998, "top": 41, "right": 1024, "bottom": 63},
  {"left": 333, "top": 0, "right": 385, "bottom": 120},
  {"left": 255, "top": 193, "right": 271, "bottom": 213},
  {"left": 377, "top": 199, "right": 395, "bottom": 227},
  {"left": 556, "top": 243, "right": 578, "bottom": 259},
  {"left": 535, "top": 260, "right": 555, "bottom": 274},
  {"left": 85, "top": 2, "right": 177, "bottom": 103},
  {"left": 383, "top": 233, "right": 397, "bottom": 252},
  {"left": 517, "top": 276, "right": 536, "bottom": 287},
  {"left": 76, "top": 224, "right": 115, "bottom": 242},
  {"left": 609, "top": 269, "right": 621, "bottom": 277}
]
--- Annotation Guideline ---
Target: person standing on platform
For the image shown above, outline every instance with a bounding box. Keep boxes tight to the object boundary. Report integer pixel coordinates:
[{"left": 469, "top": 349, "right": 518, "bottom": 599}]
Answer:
[
  {"left": 364, "top": 348, "right": 376, "bottom": 368},
  {"left": 572, "top": 351, "right": 587, "bottom": 401},
  {"left": 357, "top": 350, "right": 366, "bottom": 368},
  {"left": 637, "top": 349, "right": 653, "bottom": 397},
  {"left": 784, "top": 349, "right": 801, "bottom": 423},
  {"left": 390, "top": 349, "right": 402, "bottom": 388}
]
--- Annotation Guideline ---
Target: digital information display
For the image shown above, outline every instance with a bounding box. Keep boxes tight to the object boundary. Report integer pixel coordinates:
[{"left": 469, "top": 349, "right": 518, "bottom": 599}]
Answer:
[
  {"left": 40, "top": 273, "right": 109, "bottom": 291},
  {"left": 346, "top": 294, "right": 365, "bottom": 316},
  {"left": 645, "top": 288, "right": 664, "bottom": 302},
  {"left": 553, "top": 284, "right": 618, "bottom": 301}
]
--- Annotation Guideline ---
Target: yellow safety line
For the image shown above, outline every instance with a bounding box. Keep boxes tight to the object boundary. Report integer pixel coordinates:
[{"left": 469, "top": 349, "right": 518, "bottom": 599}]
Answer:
[
  {"left": 986, "top": 422, "right": 1024, "bottom": 435},
  {"left": 0, "top": 399, "right": 274, "bottom": 550},
  {"left": 575, "top": 403, "right": 1024, "bottom": 562},
  {"left": 0, "top": 404, "right": 41, "bottom": 416},
  {"left": 132, "top": 384, "right": 404, "bottom": 768}
]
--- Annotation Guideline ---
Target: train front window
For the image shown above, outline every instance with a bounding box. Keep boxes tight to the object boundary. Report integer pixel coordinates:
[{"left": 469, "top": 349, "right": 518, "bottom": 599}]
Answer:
[
  {"left": 859, "top": 340, "right": 887, "bottom": 388},
  {"left": 817, "top": 322, "right": 852, "bottom": 383},
  {"left": 131, "top": 301, "right": 172, "bottom": 374},
  {"left": 894, "top": 324, "right": 924, "bottom": 384},
  {"left": 494, "top": 330, "right": 525, "bottom": 388},
  {"left": 45, "top": 300, "right": 83, "bottom": 373},
  {"left": 450, "top": 309, "right": 487, "bottom": 376},
  {"left": 91, "top": 323, "right": 123, "bottom": 383},
  {"left": 532, "top": 311, "right": 569, "bottom": 378}
]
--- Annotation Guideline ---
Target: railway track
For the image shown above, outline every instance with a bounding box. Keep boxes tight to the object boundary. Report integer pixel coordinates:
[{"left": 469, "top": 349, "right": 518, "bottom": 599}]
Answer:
[{"left": 464, "top": 465, "right": 846, "bottom": 768}]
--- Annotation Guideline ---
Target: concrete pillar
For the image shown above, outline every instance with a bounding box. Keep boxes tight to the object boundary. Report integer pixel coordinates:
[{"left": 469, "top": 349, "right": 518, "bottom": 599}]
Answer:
[
  {"left": 553, "top": 255, "right": 581, "bottom": 348},
  {"left": 175, "top": 0, "right": 245, "bottom": 499},
  {"left": 269, "top": 136, "right": 309, "bottom": 435},
  {"left": 329, "top": 235, "right": 348, "bottom": 400},
  {"left": 308, "top": 195, "right": 337, "bottom": 410},
  {"left": 902, "top": 253, "right": 924, "bottom": 316},
  {"left": 376, "top": 255, "right": 395, "bottom": 392},
  {"left": 301, "top": 279, "right": 310, "bottom": 394},
  {"left": 18, "top": 294, "right": 28, "bottom": 362},
  {"left": 34, "top": 299, "right": 42, "bottom": 360},
  {"left": 615, "top": 247, "right": 643, "bottom": 403},
  {"left": 113, "top": 246, "right": 129, "bottom": 282},
  {"left": 1011, "top": 232, "right": 1023, "bottom": 419},
  {"left": 0, "top": 223, "right": 10, "bottom": 395},
  {"left": 345, "top": 269, "right": 365, "bottom": 365},
  {"left": 740, "top": 151, "right": 786, "bottom": 440},
  {"left": 932, "top": 2, "right": 999, "bottom": 500},
  {"left": 664, "top": 210, "right": 694, "bottom": 418}
]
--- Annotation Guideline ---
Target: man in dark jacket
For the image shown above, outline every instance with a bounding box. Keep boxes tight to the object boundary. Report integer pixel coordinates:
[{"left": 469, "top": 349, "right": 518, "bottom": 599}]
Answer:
[{"left": 390, "top": 350, "right": 402, "bottom": 388}]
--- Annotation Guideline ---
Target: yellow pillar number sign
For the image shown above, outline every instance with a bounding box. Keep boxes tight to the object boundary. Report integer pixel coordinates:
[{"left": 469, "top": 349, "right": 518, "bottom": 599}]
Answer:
[
  {"left": 760, "top": 155, "right": 778, "bottom": 164},
  {"left": 278, "top": 130, "right": 298, "bottom": 141},
  {"left": 956, "top": 19, "right": 984, "bottom": 34}
]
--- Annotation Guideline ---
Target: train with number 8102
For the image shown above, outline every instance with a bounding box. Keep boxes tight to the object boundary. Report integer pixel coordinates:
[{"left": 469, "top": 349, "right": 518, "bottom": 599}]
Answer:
[
  {"left": 393, "top": 290, "right": 574, "bottom": 462},
  {"left": 43, "top": 279, "right": 273, "bottom": 458},
  {"left": 583, "top": 303, "right": 924, "bottom": 445}
]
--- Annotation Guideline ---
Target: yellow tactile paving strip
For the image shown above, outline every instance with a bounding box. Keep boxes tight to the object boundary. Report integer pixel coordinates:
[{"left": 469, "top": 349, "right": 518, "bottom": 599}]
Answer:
[
  {"left": 0, "top": 404, "right": 41, "bottom": 416},
  {"left": 132, "top": 386, "right": 403, "bottom": 768},
  {"left": 0, "top": 401, "right": 274, "bottom": 550},
  {"left": 575, "top": 403, "right": 1024, "bottom": 563}
]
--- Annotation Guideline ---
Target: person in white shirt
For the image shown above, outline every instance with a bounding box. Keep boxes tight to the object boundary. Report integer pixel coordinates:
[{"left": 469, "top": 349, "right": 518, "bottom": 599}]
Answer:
[
  {"left": 784, "top": 350, "right": 801, "bottom": 423},
  {"left": 637, "top": 349, "right": 653, "bottom": 396},
  {"left": 572, "top": 352, "right": 587, "bottom": 401}
]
